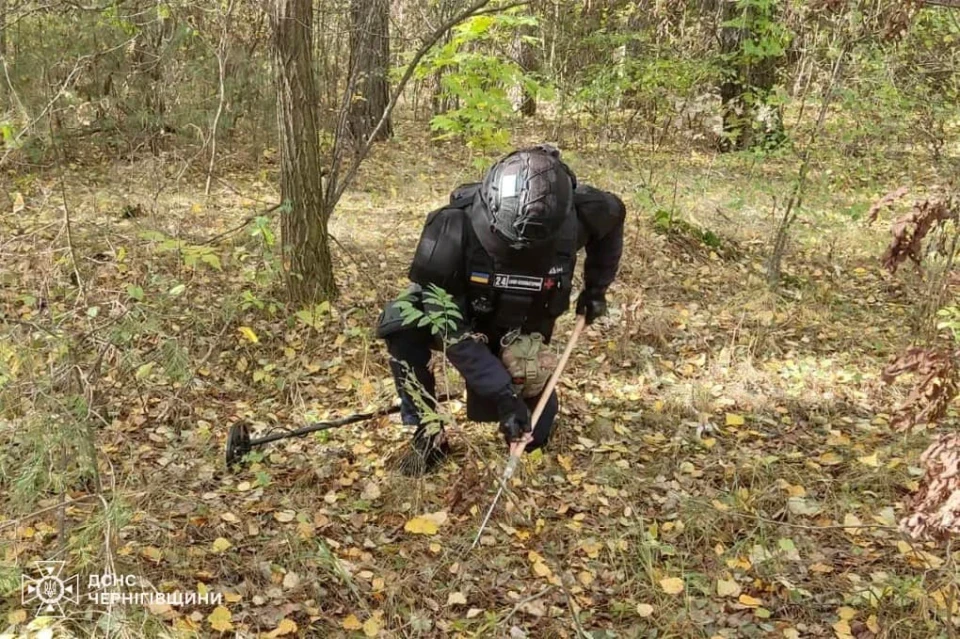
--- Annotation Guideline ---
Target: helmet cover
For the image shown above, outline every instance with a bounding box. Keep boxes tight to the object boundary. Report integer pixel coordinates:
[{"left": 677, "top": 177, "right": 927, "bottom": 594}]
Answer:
[{"left": 477, "top": 146, "right": 576, "bottom": 251}]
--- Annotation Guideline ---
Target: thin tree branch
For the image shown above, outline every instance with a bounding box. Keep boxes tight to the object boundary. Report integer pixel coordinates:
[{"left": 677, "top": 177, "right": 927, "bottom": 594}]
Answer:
[{"left": 327, "top": 0, "right": 498, "bottom": 211}]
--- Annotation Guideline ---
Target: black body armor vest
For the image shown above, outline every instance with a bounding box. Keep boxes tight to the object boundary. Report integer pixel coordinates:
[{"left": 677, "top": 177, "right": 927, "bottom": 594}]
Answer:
[{"left": 408, "top": 184, "right": 578, "bottom": 343}]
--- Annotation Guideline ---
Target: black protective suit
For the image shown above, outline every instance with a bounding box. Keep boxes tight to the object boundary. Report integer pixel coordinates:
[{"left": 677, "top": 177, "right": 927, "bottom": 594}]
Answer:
[{"left": 377, "top": 148, "right": 625, "bottom": 471}]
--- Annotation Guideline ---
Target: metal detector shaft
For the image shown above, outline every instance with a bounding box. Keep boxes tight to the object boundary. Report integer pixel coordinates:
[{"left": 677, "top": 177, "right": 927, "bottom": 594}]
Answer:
[{"left": 247, "top": 394, "right": 457, "bottom": 448}]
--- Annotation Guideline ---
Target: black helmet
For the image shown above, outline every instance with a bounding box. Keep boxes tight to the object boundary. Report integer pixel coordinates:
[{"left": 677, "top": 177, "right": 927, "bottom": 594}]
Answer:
[{"left": 474, "top": 145, "right": 576, "bottom": 253}]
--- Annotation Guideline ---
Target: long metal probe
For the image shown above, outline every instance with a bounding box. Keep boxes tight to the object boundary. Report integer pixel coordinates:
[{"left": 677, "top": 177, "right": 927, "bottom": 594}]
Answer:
[{"left": 471, "top": 315, "right": 588, "bottom": 549}]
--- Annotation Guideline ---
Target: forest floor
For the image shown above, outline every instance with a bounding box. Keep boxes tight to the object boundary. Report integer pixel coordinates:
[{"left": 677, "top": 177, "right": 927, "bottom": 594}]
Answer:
[{"left": 1, "top": 122, "right": 958, "bottom": 638}]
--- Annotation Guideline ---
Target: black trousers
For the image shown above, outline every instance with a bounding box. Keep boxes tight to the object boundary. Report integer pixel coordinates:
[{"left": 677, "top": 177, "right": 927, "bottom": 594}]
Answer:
[{"left": 384, "top": 327, "right": 559, "bottom": 450}]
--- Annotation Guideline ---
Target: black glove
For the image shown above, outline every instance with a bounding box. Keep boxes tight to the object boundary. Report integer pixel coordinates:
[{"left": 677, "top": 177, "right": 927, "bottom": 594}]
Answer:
[
  {"left": 576, "top": 289, "right": 607, "bottom": 325},
  {"left": 495, "top": 389, "right": 531, "bottom": 444}
]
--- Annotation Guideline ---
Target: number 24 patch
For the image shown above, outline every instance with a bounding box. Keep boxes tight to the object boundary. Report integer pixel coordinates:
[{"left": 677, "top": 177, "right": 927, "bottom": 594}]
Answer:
[{"left": 492, "top": 274, "right": 543, "bottom": 292}]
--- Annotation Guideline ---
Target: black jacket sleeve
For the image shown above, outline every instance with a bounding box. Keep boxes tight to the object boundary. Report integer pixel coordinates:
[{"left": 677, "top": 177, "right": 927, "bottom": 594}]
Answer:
[{"left": 574, "top": 185, "right": 626, "bottom": 293}]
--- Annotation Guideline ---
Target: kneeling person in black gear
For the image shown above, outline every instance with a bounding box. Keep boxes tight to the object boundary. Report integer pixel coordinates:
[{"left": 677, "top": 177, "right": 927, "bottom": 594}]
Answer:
[{"left": 377, "top": 145, "right": 625, "bottom": 475}]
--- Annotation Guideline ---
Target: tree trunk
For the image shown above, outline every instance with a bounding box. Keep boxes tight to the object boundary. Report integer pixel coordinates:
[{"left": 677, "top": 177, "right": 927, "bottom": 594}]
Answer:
[
  {"left": 718, "top": 0, "right": 746, "bottom": 151},
  {"left": 717, "top": 0, "right": 785, "bottom": 152},
  {"left": 346, "top": 0, "right": 392, "bottom": 143},
  {"left": 518, "top": 22, "right": 538, "bottom": 117},
  {"left": 271, "top": 0, "right": 336, "bottom": 302},
  {"left": 0, "top": 0, "right": 6, "bottom": 112}
]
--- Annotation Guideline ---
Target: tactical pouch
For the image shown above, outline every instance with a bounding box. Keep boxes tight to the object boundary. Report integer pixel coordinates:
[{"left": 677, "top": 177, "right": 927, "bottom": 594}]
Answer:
[{"left": 500, "top": 332, "right": 558, "bottom": 398}]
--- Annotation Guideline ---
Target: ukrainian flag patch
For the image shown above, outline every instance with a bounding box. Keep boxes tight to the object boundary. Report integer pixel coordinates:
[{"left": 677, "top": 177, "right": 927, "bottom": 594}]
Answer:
[{"left": 469, "top": 271, "right": 490, "bottom": 284}]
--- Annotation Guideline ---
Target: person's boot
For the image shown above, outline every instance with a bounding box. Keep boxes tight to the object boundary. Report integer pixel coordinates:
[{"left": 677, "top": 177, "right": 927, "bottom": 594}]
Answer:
[{"left": 399, "top": 427, "right": 450, "bottom": 477}]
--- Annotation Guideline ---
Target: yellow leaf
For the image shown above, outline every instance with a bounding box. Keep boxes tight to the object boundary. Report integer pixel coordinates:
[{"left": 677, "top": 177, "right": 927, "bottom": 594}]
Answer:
[
  {"left": 636, "top": 603, "right": 654, "bottom": 617},
  {"left": 783, "top": 629, "right": 800, "bottom": 639},
  {"left": 810, "top": 562, "right": 834, "bottom": 573},
  {"left": 208, "top": 606, "right": 233, "bottom": 632},
  {"left": 833, "top": 619, "right": 853, "bottom": 639},
  {"left": 837, "top": 606, "right": 857, "bottom": 620},
  {"left": 274, "top": 510, "right": 296, "bottom": 523},
  {"left": 843, "top": 514, "right": 863, "bottom": 535},
  {"left": 818, "top": 451, "right": 843, "bottom": 466},
  {"left": 7, "top": 609, "right": 27, "bottom": 625},
  {"left": 866, "top": 614, "right": 880, "bottom": 633},
  {"left": 578, "top": 571, "right": 595, "bottom": 586},
  {"left": 238, "top": 326, "right": 259, "bottom": 343},
  {"left": 12, "top": 192, "right": 25, "bottom": 214},
  {"left": 580, "top": 540, "right": 602, "bottom": 558},
  {"left": 404, "top": 516, "right": 439, "bottom": 535},
  {"left": 342, "top": 614, "right": 363, "bottom": 630},
  {"left": 659, "top": 577, "right": 684, "bottom": 595},
  {"left": 362, "top": 617, "right": 380, "bottom": 637},
  {"left": 717, "top": 579, "right": 741, "bottom": 598},
  {"left": 447, "top": 592, "right": 467, "bottom": 606},
  {"left": 211, "top": 537, "right": 232, "bottom": 553},
  {"left": 857, "top": 452, "right": 880, "bottom": 468},
  {"left": 141, "top": 546, "right": 162, "bottom": 563},
  {"left": 532, "top": 561, "right": 552, "bottom": 578},
  {"left": 269, "top": 618, "right": 298, "bottom": 637},
  {"left": 738, "top": 594, "right": 762, "bottom": 608},
  {"left": 726, "top": 413, "right": 745, "bottom": 426},
  {"left": 224, "top": 592, "right": 242, "bottom": 603}
]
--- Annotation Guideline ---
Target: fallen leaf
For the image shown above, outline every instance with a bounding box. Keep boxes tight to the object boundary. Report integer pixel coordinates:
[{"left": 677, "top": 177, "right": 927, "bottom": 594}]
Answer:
[
  {"left": 787, "top": 496, "right": 822, "bottom": 516},
  {"left": 362, "top": 617, "right": 380, "bottom": 637},
  {"left": 268, "top": 618, "right": 298, "bottom": 637},
  {"left": 858, "top": 451, "right": 880, "bottom": 468},
  {"left": 447, "top": 592, "right": 467, "bottom": 606},
  {"left": 423, "top": 511, "right": 449, "bottom": 527},
  {"left": 404, "top": 516, "right": 439, "bottom": 535},
  {"left": 141, "top": 546, "right": 162, "bottom": 563},
  {"left": 274, "top": 510, "right": 296, "bottom": 523},
  {"left": 343, "top": 614, "right": 363, "bottom": 630},
  {"left": 818, "top": 451, "right": 843, "bottom": 466},
  {"left": 466, "top": 608, "right": 483, "bottom": 618},
  {"left": 532, "top": 561, "right": 552, "bottom": 578},
  {"left": 361, "top": 482, "right": 381, "bottom": 500},
  {"left": 636, "top": 603, "right": 654, "bottom": 617},
  {"left": 843, "top": 513, "right": 863, "bottom": 535},
  {"left": 738, "top": 594, "right": 762, "bottom": 608},
  {"left": 7, "top": 609, "right": 27, "bottom": 625},
  {"left": 717, "top": 579, "right": 741, "bottom": 598},
  {"left": 659, "top": 577, "right": 684, "bottom": 595},
  {"left": 833, "top": 619, "right": 853, "bottom": 639},
  {"left": 580, "top": 539, "right": 602, "bottom": 558},
  {"left": 726, "top": 413, "right": 745, "bottom": 426},
  {"left": 282, "top": 572, "right": 300, "bottom": 590},
  {"left": 208, "top": 606, "right": 233, "bottom": 632},
  {"left": 837, "top": 606, "right": 857, "bottom": 620},
  {"left": 211, "top": 537, "right": 231, "bottom": 553},
  {"left": 238, "top": 326, "right": 259, "bottom": 343}
]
